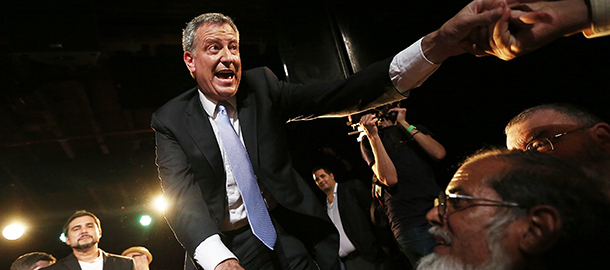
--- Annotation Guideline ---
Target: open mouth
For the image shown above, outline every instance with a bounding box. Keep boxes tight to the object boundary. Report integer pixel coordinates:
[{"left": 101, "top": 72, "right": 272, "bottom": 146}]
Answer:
[
  {"left": 429, "top": 226, "right": 452, "bottom": 246},
  {"left": 215, "top": 70, "right": 235, "bottom": 80},
  {"left": 434, "top": 236, "right": 448, "bottom": 245}
]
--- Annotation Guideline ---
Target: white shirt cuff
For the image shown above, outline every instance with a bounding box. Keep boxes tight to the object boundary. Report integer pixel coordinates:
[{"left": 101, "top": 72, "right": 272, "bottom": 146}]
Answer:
[
  {"left": 194, "top": 234, "right": 238, "bottom": 270},
  {"left": 584, "top": 0, "right": 610, "bottom": 38},
  {"left": 389, "top": 37, "right": 441, "bottom": 94}
]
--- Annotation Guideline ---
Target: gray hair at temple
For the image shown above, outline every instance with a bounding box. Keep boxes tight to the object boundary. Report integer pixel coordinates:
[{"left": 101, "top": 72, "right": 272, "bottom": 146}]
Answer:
[
  {"left": 463, "top": 148, "right": 610, "bottom": 269},
  {"left": 182, "top": 13, "right": 239, "bottom": 54},
  {"left": 10, "top": 252, "right": 56, "bottom": 270},
  {"left": 504, "top": 103, "right": 603, "bottom": 135}
]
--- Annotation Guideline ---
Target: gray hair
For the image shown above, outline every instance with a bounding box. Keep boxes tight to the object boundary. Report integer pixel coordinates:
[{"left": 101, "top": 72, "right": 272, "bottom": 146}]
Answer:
[
  {"left": 465, "top": 149, "right": 610, "bottom": 269},
  {"left": 182, "top": 13, "right": 239, "bottom": 54},
  {"left": 505, "top": 103, "right": 603, "bottom": 135}
]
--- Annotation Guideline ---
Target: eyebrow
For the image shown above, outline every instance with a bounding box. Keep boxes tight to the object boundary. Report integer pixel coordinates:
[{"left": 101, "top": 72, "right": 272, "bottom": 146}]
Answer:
[
  {"left": 446, "top": 186, "right": 464, "bottom": 194},
  {"left": 524, "top": 129, "right": 550, "bottom": 145}
]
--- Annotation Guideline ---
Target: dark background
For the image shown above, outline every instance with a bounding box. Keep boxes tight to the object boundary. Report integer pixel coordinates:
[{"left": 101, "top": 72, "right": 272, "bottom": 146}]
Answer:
[{"left": 1, "top": 0, "right": 608, "bottom": 269}]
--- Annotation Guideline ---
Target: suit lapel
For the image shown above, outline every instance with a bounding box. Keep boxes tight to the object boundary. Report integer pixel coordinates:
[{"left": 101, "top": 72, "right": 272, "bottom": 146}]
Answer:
[
  {"left": 185, "top": 94, "right": 224, "bottom": 179},
  {"left": 236, "top": 83, "right": 259, "bottom": 169},
  {"left": 62, "top": 253, "right": 81, "bottom": 270},
  {"left": 101, "top": 251, "right": 111, "bottom": 270}
]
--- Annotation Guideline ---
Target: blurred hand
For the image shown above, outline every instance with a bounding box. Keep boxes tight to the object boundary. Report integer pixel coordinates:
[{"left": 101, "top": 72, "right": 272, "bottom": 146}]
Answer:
[
  {"left": 487, "top": 0, "right": 591, "bottom": 60},
  {"left": 422, "top": 0, "right": 509, "bottom": 63}
]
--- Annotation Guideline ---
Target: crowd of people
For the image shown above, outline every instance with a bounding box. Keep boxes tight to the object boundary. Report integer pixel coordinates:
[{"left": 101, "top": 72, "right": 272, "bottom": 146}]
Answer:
[{"left": 11, "top": 0, "right": 609, "bottom": 269}]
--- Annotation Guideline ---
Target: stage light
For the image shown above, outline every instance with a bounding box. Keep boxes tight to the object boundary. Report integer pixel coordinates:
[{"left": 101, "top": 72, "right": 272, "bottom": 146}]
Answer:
[
  {"left": 3, "top": 223, "right": 25, "bottom": 240},
  {"left": 60, "top": 233, "right": 67, "bottom": 243},
  {"left": 140, "top": 215, "right": 152, "bottom": 226},
  {"left": 154, "top": 195, "right": 167, "bottom": 212}
]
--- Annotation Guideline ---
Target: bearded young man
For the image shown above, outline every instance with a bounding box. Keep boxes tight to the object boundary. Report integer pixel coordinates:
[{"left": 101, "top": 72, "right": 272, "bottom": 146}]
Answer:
[{"left": 43, "top": 210, "right": 134, "bottom": 270}]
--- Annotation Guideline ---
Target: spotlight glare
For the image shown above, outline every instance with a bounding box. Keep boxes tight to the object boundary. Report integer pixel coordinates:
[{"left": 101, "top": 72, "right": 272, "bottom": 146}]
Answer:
[
  {"left": 3, "top": 223, "right": 25, "bottom": 240},
  {"left": 60, "top": 233, "right": 67, "bottom": 243},
  {"left": 154, "top": 196, "right": 167, "bottom": 212},
  {"left": 140, "top": 215, "right": 152, "bottom": 226}
]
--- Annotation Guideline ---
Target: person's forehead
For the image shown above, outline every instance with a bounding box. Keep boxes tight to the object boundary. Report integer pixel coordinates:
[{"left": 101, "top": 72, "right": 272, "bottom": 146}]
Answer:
[
  {"left": 69, "top": 215, "right": 97, "bottom": 228},
  {"left": 125, "top": 252, "right": 144, "bottom": 256},
  {"left": 507, "top": 110, "right": 579, "bottom": 148},
  {"left": 447, "top": 158, "right": 506, "bottom": 198},
  {"left": 314, "top": 169, "right": 327, "bottom": 176},
  {"left": 515, "top": 110, "right": 577, "bottom": 132},
  {"left": 196, "top": 23, "right": 238, "bottom": 41}
]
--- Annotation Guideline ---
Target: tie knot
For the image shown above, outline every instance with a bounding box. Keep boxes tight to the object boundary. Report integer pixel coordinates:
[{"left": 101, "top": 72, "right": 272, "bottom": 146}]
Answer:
[{"left": 217, "top": 104, "right": 228, "bottom": 115}]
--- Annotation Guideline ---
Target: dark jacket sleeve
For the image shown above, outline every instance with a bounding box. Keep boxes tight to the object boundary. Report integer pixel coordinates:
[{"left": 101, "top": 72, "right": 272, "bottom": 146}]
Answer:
[{"left": 151, "top": 108, "right": 223, "bottom": 256}]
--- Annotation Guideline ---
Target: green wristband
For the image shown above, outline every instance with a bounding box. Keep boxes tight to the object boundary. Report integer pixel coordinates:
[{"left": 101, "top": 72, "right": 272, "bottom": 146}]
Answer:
[{"left": 407, "top": 125, "right": 416, "bottom": 133}]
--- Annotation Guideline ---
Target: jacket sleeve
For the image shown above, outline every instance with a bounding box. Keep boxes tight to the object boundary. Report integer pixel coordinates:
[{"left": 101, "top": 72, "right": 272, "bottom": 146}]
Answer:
[{"left": 152, "top": 112, "right": 222, "bottom": 256}]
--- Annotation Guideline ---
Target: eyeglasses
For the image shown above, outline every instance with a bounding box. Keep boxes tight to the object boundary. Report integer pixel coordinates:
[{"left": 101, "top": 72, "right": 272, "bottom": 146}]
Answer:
[
  {"left": 525, "top": 127, "right": 586, "bottom": 152},
  {"left": 434, "top": 192, "right": 519, "bottom": 219}
]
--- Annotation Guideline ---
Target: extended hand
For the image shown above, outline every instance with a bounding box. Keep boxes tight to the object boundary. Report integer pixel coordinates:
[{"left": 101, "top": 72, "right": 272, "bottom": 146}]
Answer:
[
  {"left": 488, "top": 0, "right": 591, "bottom": 60},
  {"left": 422, "top": 0, "right": 509, "bottom": 63}
]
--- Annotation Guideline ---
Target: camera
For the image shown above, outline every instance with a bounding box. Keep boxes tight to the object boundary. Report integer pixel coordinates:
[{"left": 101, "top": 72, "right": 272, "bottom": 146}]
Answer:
[
  {"left": 347, "top": 102, "right": 400, "bottom": 142},
  {"left": 377, "top": 110, "right": 398, "bottom": 122}
]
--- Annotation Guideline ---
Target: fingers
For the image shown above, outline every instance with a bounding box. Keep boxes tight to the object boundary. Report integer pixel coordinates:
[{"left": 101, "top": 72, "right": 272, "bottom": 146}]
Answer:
[
  {"left": 490, "top": 6, "right": 519, "bottom": 60},
  {"left": 518, "top": 10, "right": 551, "bottom": 24}
]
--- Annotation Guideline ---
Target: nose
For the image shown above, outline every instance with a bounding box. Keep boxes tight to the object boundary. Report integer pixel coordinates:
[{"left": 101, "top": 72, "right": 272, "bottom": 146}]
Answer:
[
  {"left": 219, "top": 47, "right": 237, "bottom": 65},
  {"left": 427, "top": 205, "right": 443, "bottom": 227}
]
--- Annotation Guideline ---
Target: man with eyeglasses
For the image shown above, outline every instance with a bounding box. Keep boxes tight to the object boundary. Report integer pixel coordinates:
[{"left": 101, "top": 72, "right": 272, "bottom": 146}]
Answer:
[
  {"left": 417, "top": 149, "right": 610, "bottom": 270},
  {"left": 504, "top": 103, "right": 610, "bottom": 182}
]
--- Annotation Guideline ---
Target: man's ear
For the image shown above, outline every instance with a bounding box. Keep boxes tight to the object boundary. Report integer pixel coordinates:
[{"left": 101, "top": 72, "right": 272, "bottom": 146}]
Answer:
[
  {"left": 519, "top": 205, "right": 562, "bottom": 255},
  {"left": 591, "top": 122, "right": 610, "bottom": 152},
  {"left": 184, "top": 51, "right": 196, "bottom": 78}
]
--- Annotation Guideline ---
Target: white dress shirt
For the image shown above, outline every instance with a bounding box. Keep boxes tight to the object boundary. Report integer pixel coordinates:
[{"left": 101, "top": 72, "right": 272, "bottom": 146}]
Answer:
[
  {"left": 326, "top": 183, "right": 358, "bottom": 258},
  {"left": 77, "top": 250, "right": 103, "bottom": 270},
  {"left": 194, "top": 36, "right": 439, "bottom": 270}
]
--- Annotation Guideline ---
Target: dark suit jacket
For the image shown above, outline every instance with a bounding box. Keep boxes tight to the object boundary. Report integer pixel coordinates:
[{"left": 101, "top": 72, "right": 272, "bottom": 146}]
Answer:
[
  {"left": 336, "top": 180, "right": 383, "bottom": 261},
  {"left": 42, "top": 250, "right": 134, "bottom": 270},
  {"left": 151, "top": 58, "right": 403, "bottom": 269}
]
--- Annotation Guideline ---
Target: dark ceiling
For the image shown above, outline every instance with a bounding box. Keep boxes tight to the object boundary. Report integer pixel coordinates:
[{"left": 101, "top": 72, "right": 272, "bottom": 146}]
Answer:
[{"left": 1, "top": 0, "right": 609, "bottom": 269}]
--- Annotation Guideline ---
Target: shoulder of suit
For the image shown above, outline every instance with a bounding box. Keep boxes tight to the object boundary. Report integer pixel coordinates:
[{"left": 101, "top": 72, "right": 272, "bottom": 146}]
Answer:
[
  {"left": 154, "top": 86, "right": 199, "bottom": 114},
  {"left": 242, "top": 66, "right": 276, "bottom": 82}
]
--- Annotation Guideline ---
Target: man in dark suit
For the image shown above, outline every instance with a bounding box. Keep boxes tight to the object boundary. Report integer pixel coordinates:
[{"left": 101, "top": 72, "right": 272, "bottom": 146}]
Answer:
[
  {"left": 312, "top": 167, "right": 387, "bottom": 270},
  {"left": 42, "top": 210, "right": 134, "bottom": 270},
  {"left": 151, "top": 5, "right": 508, "bottom": 270}
]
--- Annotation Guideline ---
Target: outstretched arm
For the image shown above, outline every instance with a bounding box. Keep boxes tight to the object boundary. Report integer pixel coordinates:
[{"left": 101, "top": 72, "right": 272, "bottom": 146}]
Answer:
[
  {"left": 391, "top": 108, "right": 446, "bottom": 161},
  {"left": 421, "top": 0, "right": 509, "bottom": 63},
  {"left": 360, "top": 114, "right": 399, "bottom": 187}
]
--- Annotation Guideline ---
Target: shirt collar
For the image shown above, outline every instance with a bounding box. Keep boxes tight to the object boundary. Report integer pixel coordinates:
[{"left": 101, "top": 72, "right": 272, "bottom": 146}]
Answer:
[{"left": 198, "top": 90, "right": 237, "bottom": 118}]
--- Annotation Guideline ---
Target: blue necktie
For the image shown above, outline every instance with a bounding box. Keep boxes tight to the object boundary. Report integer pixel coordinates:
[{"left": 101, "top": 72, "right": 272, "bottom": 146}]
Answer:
[{"left": 216, "top": 104, "right": 277, "bottom": 250}]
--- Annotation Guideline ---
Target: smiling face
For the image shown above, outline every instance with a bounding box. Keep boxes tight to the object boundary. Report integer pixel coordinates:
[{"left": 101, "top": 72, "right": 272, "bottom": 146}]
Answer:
[
  {"left": 184, "top": 22, "right": 241, "bottom": 102},
  {"left": 313, "top": 169, "right": 336, "bottom": 194},
  {"left": 65, "top": 215, "right": 101, "bottom": 250},
  {"left": 424, "top": 157, "right": 521, "bottom": 268}
]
